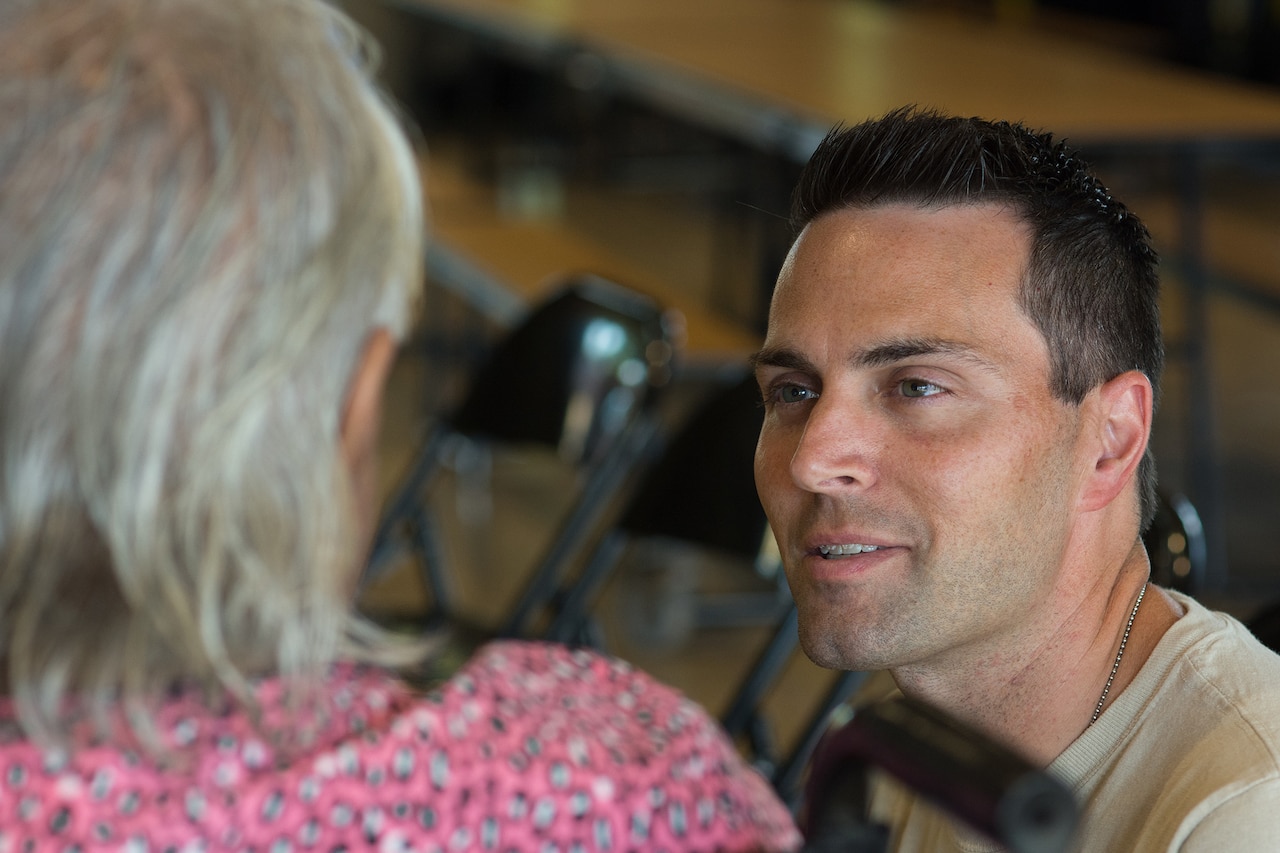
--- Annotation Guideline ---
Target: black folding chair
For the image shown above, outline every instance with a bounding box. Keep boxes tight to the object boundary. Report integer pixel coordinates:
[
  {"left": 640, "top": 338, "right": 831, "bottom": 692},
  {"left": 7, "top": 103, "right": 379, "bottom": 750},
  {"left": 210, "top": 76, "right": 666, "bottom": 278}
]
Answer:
[
  {"left": 539, "top": 370, "right": 779, "bottom": 644},
  {"left": 361, "top": 274, "right": 680, "bottom": 629}
]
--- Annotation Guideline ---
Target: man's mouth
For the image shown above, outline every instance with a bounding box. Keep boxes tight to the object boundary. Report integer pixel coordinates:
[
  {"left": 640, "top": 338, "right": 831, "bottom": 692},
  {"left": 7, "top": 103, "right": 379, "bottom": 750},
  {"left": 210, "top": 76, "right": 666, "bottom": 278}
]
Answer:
[{"left": 816, "top": 543, "right": 882, "bottom": 559}]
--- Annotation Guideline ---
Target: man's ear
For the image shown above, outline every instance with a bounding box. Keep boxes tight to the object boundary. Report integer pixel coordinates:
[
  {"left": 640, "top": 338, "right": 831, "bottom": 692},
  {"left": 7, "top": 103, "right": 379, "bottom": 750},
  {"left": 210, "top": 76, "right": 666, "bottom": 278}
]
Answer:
[{"left": 1079, "top": 370, "right": 1153, "bottom": 513}]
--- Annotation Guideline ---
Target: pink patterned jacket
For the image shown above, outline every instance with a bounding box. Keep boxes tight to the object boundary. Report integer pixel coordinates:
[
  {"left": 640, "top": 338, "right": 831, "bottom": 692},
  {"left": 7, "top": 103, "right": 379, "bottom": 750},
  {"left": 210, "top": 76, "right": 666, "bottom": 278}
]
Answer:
[{"left": 0, "top": 641, "right": 801, "bottom": 852}]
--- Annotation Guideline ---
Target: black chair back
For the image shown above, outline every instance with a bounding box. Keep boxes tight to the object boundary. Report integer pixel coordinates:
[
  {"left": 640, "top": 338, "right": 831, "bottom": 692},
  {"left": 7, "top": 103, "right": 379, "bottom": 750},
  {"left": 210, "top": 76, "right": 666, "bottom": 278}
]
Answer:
[
  {"left": 1143, "top": 490, "right": 1206, "bottom": 594},
  {"left": 362, "top": 274, "right": 679, "bottom": 624},
  {"left": 451, "top": 274, "right": 674, "bottom": 463}
]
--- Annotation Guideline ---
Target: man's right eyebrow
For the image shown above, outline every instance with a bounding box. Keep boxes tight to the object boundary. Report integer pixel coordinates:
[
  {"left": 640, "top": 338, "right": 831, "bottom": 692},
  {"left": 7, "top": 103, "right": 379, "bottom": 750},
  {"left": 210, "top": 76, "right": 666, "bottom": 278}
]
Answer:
[{"left": 749, "top": 346, "right": 817, "bottom": 373}]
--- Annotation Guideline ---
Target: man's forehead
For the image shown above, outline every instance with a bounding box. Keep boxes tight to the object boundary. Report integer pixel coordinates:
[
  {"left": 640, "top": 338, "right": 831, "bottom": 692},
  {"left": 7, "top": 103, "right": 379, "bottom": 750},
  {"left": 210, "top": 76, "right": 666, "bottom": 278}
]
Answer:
[
  {"left": 774, "top": 203, "right": 1031, "bottom": 300},
  {"left": 763, "top": 203, "right": 1045, "bottom": 373}
]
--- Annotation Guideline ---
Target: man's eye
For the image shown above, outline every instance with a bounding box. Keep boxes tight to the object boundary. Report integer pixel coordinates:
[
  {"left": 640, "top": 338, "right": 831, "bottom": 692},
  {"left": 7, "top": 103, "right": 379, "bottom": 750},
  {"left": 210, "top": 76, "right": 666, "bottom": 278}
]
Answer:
[
  {"left": 775, "top": 384, "right": 817, "bottom": 404},
  {"left": 899, "top": 378, "right": 943, "bottom": 398}
]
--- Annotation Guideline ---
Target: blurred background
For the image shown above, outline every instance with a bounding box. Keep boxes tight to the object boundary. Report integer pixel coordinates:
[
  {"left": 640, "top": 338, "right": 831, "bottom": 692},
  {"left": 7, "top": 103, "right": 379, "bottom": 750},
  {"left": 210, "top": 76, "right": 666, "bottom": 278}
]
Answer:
[{"left": 340, "top": 0, "right": 1280, "bottom": 782}]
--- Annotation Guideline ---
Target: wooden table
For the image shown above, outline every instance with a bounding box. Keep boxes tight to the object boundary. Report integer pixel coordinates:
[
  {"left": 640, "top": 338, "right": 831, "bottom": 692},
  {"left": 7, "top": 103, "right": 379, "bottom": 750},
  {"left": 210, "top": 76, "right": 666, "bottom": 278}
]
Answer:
[
  {"left": 419, "top": 150, "right": 760, "bottom": 368},
  {"left": 392, "top": 0, "right": 1280, "bottom": 158}
]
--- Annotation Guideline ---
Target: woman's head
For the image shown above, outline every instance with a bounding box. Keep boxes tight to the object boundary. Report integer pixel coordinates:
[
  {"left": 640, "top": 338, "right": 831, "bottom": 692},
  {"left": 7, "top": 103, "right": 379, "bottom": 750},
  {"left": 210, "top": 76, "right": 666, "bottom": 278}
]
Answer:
[{"left": 0, "top": 0, "right": 425, "bottom": 743}]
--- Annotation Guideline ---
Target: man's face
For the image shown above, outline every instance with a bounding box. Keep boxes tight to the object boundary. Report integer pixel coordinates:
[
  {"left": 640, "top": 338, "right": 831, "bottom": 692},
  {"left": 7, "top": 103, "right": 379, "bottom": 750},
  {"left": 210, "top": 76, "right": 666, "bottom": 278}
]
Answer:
[{"left": 754, "top": 203, "right": 1094, "bottom": 674}]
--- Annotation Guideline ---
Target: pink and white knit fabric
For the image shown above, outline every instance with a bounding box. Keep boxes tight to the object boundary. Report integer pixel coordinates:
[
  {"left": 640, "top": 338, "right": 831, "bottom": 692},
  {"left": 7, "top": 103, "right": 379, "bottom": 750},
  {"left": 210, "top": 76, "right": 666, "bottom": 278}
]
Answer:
[{"left": 0, "top": 641, "right": 801, "bottom": 852}]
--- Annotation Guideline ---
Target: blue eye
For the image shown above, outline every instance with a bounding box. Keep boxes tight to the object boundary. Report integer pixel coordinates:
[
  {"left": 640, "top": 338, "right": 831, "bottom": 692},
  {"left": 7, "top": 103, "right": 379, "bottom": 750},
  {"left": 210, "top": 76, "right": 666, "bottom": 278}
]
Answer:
[
  {"left": 775, "top": 384, "right": 817, "bottom": 404},
  {"left": 900, "top": 379, "right": 943, "bottom": 398}
]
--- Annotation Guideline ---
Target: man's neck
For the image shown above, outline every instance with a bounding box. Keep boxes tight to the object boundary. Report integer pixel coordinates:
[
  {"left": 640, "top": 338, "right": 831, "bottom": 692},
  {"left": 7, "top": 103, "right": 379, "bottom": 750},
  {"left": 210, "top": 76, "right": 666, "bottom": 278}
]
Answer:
[{"left": 887, "top": 544, "right": 1183, "bottom": 766}]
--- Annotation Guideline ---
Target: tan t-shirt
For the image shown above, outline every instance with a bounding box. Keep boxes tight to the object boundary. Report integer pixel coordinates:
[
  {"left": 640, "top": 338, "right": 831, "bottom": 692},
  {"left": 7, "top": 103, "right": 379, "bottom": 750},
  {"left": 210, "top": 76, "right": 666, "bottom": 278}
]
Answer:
[{"left": 867, "top": 591, "right": 1280, "bottom": 851}]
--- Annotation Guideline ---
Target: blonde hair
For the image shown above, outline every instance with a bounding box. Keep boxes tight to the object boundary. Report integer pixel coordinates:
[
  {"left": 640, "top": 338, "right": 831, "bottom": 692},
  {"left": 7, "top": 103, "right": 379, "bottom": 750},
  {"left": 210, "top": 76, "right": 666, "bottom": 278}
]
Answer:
[{"left": 0, "top": 0, "right": 425, "bottom": 745}]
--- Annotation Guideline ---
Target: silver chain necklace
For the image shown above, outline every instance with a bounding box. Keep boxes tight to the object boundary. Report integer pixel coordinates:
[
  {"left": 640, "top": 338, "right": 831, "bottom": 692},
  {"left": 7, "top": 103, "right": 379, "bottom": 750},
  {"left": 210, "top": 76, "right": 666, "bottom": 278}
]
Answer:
[{"left": 1090, "top": 582, "right": 1147, "bottom": 726}]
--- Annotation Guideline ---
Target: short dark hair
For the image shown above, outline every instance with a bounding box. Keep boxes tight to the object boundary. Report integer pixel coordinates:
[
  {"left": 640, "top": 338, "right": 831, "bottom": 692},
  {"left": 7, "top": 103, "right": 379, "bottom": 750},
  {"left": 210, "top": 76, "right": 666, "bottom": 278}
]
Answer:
[{"left": 791, "top": 106, "right": 1164, "bottom": 532}]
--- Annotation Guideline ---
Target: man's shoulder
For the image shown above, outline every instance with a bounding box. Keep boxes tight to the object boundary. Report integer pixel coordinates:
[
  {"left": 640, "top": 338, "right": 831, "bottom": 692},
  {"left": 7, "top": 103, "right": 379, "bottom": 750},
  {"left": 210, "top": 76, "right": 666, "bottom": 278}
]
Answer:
[
  {"left": 1054, "top": 594, "right": 1280, "bottom": 851},
  {"left": 1156, "top": 593, "right": 1280, "bottom": 730},
  {"left": 1118, "top": 592, "right": 1280, "bottom": 765}
]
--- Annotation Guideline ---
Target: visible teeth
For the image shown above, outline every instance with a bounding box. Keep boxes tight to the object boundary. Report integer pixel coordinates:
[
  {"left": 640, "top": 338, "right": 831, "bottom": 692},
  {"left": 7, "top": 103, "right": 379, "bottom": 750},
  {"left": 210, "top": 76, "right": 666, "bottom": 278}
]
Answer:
[{"left": 818, "top": 544, "right": 881, "bottom": 558}]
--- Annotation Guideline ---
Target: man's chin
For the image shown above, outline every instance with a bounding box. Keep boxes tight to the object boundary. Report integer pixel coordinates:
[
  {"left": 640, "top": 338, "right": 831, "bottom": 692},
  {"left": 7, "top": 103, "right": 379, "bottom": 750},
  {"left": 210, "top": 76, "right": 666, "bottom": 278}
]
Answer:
[
  {"left": 798, "top": 622, "right": 870, "bottom": 672},
  {"left": 797, "top": 607, "right": 912, "bottom": 673}
]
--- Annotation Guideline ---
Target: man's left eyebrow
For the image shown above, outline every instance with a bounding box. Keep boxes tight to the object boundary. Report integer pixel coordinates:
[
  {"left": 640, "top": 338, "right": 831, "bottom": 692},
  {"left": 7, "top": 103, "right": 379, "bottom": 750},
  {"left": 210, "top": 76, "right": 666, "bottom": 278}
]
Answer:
[{"left": 852, "top": 337, "right": 1000, "bottom": 372}]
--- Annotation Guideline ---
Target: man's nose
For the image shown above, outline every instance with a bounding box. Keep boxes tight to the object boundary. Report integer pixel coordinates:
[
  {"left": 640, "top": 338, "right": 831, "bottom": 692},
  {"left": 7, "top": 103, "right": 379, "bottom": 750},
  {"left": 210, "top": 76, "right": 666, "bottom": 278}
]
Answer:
[{"left": 789, "top": 394, "right": 879, "bottom": 495}]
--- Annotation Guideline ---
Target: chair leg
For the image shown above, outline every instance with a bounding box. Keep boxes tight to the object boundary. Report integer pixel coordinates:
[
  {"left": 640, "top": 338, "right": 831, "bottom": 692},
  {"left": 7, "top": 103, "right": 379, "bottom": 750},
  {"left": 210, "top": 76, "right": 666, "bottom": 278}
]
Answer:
[
  {"left": 719, "top": 600, "right": 869, "bottom": 808},
  {"left": 773, "top": 669, "right": 869, "bottom": 811},
  {"left": 360, "top": 426, "right": 448, "bottom": 601},
  {"left": 409, "top": 498, "right": 453, "bottom": 623},
  {"left": 500, "top": 413, "right": 662, "bottom": 638},
  {"left": 543, "top": 530, "right": 630, "bottom": 644},
  {"left": 721, "top": 605, "right": 801, "bottom": 739}
]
